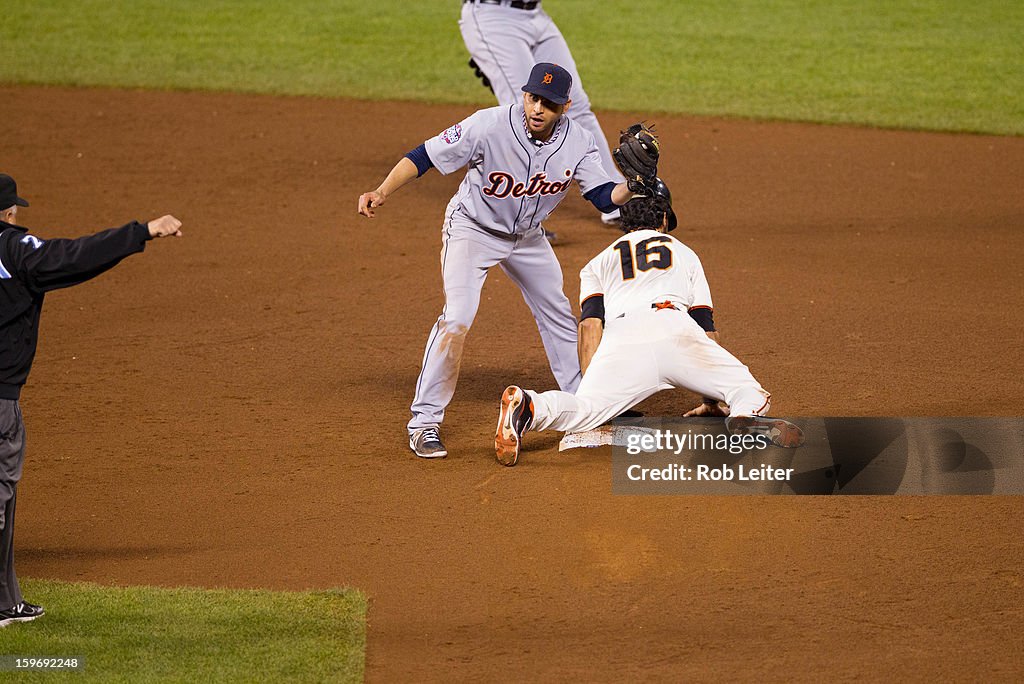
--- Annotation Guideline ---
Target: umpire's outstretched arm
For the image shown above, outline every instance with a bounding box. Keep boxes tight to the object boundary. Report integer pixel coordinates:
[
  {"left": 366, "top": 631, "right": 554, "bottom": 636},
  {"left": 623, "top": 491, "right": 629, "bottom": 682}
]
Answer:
[{"left": 7, "top": 215, "right": 182, "bottom": 293}]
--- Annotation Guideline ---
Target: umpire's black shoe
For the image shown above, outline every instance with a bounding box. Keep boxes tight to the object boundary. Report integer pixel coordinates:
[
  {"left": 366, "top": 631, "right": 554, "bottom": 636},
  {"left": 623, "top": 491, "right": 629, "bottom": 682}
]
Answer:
[
  {"left": 495, "top": 385, "right": 534, "bottom": 467},
  {"left": 0, "top": 601, "right": 45, "bottom": 627}
]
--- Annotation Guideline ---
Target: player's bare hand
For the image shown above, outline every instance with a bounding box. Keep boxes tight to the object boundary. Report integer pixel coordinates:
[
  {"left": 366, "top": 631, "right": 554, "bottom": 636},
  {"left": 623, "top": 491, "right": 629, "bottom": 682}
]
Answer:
[
  {"left": 683, "top": 400, "right": 727, "bottom": 418},
  {"left": 147, "top": 215, "right": 183, "bottom": 238},
  {"left": 358, "top": 190, "right": 386, "bottom": 218}
]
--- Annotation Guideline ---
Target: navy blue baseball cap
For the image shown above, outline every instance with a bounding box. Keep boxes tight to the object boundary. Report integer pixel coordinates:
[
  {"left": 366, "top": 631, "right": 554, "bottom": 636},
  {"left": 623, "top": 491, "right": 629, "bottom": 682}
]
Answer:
[
  {"left": 521, "top": 63, "right": 573, "bottom": 105},
  {"left": 0, "top": 174, "right": 29, "bottom": 209}
]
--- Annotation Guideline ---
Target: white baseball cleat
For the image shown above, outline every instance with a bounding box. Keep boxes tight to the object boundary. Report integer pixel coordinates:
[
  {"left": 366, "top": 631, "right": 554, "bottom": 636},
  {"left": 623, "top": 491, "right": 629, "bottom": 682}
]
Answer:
[
  {"left": 495, "top": 385, "right": 534, "bottom": 467},
  {"left": 726, "top": 416, "right": 805, "bottom": 448}
]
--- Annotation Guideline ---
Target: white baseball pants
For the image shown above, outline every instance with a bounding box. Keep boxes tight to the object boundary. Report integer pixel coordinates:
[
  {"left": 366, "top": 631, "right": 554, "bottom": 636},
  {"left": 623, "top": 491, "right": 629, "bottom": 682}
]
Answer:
[
  {"left": 409, "top": 217, "right": 582, "bottom": 432},
  {"left": 527, "top": 309, "right": 772, "bottom": 434}
]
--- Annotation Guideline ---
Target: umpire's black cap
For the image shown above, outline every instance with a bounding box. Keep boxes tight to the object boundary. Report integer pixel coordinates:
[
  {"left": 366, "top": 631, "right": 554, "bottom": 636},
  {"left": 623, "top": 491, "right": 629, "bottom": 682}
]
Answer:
[
  {"left": 521, "top": 63, "right": 572, "bottom": 105},
  {"left": 0, "top": 174, "right": 29, "bottom": 209}
]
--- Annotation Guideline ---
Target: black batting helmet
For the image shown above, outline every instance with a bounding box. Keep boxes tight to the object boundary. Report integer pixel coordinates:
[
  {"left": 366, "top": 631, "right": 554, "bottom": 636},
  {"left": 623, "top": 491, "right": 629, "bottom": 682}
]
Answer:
[{"left": 620, "top": 177, "right": 678, "bottom": 232}]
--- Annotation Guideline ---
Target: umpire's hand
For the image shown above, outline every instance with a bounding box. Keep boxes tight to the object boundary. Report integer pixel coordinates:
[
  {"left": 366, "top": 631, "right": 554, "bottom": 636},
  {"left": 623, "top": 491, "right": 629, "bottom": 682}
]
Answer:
[{"left": 147, "top": 215, "right": 183, "bottom": 238}]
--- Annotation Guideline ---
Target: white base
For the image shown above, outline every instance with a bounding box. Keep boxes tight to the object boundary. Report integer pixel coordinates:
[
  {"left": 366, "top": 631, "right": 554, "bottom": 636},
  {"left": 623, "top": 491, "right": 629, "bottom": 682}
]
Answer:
[{"left": 558, "top": 425, "right": 659, "bottom": 451}]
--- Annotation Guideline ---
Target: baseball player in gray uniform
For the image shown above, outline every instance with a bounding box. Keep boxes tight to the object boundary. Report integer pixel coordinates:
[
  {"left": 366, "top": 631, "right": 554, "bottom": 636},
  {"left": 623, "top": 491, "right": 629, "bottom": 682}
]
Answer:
[
  {"left": 358, "top": 63, "right": 636, "bottom": 459},
  {"left": 459, "top": 0, "right": 625, "bottom": 224},
  {"left": 494, "top": 188, "right": 805, "bottom": 466}
]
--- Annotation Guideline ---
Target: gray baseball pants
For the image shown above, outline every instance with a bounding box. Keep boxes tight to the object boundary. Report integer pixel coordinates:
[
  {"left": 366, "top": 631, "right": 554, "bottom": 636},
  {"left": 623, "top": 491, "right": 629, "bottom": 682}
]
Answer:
[
  {"left": 408, "top": 220, "right": 582, "bottom": 433},
  {"left": 0, "top": 399, "right": 25, "bottom": 611}
]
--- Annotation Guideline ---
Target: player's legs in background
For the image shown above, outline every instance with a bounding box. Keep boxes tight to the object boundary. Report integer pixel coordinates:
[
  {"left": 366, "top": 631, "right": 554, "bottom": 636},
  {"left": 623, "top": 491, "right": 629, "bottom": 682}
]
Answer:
[
  {"left": 459, "top": 3, "right": 536, "bottom": 105},
  {"left": 528, "top": 332, "right": 664, "bottom": 433},
  {"left": 500, "top": 230, "right": 581, "bottom": 393},
  {"left": 654, "top": 313, "right": 772, "bottom": 417},
  {"left": 532, "top": 10, "right": 625, "bottom": 188},
  {"left": 408, "top": 220, "right": 510, "bottom": 433}
]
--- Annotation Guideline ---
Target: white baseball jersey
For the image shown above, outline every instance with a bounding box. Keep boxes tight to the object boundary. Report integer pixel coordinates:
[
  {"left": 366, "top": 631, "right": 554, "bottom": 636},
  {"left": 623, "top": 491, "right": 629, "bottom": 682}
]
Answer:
[
  {"left": 579, "top": 229, "right": 713, "bottom": 320},
  {"left": 522, "top": 229, "right": 772, "bottom": 434},
  {"left": 424, "top": 103, "right": 614, "bottom": 235}
]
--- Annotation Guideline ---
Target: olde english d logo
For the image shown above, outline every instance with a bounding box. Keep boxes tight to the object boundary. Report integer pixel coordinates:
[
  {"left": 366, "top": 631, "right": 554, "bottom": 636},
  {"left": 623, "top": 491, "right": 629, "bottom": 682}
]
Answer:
[
  {"left": 543, "top": 72, "right": 553, "bottom": 84},
  {"left": 482, "top": 171, "right": 571, "bottom": 199}
]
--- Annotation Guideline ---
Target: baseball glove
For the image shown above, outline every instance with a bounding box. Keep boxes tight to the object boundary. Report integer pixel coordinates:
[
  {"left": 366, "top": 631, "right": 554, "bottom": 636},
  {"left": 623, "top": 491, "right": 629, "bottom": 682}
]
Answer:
[
  {"left": 467, "top": 58, "right": 494, "bottom": 95},
  {"left": 613, "top": 123, "right": 660, "bottom": 193}
]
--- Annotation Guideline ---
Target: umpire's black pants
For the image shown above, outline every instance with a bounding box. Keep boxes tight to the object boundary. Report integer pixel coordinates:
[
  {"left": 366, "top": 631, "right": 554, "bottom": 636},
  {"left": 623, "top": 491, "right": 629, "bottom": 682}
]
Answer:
[{"left": 0, "top": 399, "right": 25, "bottom": 610}]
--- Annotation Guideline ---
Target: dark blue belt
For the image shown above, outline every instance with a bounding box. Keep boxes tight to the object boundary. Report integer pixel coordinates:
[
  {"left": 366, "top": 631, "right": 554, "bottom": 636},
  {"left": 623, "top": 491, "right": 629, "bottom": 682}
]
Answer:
[{"left": 464, "top": 0, "right": 541, "bottom": 10}]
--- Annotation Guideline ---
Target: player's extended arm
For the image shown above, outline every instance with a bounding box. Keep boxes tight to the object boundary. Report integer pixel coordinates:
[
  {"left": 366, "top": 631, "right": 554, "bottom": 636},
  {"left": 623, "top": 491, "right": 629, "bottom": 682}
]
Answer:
[
  {"left": 357, "top": 157, "right": 419, "bottom": 218},
  {"left": 583, "top": 181, "right": 641, "bottom": 213},
  {"left": 610, "top": 182, "right": 633, "bottom": 207},
  {"left": 577, "top": 318, "right": 604, "bottom": 375}
]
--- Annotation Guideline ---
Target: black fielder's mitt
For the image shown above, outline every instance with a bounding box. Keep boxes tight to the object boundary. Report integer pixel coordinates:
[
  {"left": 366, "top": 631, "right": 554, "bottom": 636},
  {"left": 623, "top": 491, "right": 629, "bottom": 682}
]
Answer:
[
  {"left": 468, "top": 58, "right": 494, "bottom": 95},
  {"left": 613, "top": 123, "right": 660, "bottom": 193}
]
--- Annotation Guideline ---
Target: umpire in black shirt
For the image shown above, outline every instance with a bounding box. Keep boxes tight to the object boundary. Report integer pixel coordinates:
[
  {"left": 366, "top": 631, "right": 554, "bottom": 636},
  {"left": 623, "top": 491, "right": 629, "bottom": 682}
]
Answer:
[{"left": 0, "top": 173, "right": 182, "bottom": 627}]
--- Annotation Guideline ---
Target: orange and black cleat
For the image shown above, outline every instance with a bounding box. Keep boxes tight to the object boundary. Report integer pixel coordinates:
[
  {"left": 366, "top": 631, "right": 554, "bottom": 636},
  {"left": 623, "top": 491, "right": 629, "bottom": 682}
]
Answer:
[{"left": 495, "top": 385, "right": 535, "bottom": 467}]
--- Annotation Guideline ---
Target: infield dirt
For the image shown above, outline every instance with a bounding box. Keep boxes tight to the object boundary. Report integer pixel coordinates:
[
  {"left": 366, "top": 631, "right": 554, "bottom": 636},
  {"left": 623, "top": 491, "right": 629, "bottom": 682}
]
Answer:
[{"left": 4, "top": 86, "right": 1023, "bottom": 681}]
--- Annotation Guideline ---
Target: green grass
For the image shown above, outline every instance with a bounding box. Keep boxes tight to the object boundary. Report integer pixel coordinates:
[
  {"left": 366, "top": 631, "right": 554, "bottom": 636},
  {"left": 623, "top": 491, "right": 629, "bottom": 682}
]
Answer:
[
  {"left": 0, "top": 579, "right": 366, "bottom": 683},
  {"left": 1, "top": 0, "right": 1022, "bottom": 134}
]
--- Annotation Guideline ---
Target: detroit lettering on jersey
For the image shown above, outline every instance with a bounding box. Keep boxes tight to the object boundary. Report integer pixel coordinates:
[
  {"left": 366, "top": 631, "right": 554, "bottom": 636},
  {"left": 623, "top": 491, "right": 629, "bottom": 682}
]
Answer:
[
  {"left": 424, "top": 104, "right": 614, "bottom": 235},
  {"left": 482, "top": 169, "right": 573, "bottom": 199}
]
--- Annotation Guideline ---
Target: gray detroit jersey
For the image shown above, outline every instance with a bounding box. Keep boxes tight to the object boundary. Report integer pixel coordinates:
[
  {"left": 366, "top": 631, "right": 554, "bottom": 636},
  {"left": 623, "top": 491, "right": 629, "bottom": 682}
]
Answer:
[{"left": 424, "top": 104, "right": 614, "bottom": 234}]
